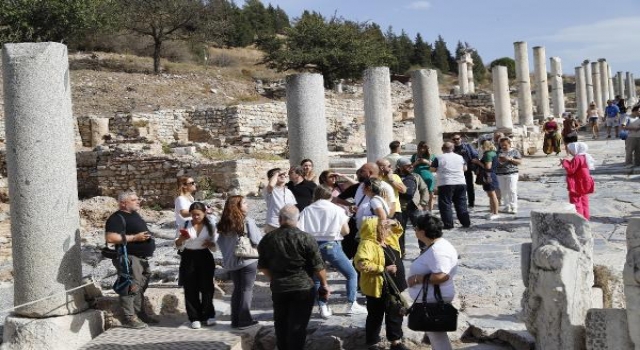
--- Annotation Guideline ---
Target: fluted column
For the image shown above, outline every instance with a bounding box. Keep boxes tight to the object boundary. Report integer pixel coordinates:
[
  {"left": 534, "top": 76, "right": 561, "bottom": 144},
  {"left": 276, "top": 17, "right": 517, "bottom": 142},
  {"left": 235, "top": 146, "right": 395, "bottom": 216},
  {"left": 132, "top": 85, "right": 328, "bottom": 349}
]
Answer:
[
  {"left": 458, "top": 60, "right": 469, "bottom": 94},
  {"left": 591, "top": 62, "right": 603, "bottom": 111},
  {"left": 598, "top": 59, "right": 609, "bottom": 106}
]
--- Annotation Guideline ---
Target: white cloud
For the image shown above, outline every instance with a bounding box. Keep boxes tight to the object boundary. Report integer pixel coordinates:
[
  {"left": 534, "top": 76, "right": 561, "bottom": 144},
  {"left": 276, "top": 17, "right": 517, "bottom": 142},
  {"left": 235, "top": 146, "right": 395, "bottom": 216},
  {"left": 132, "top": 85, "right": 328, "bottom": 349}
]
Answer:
[
  {"left": 405, "top": 1, "right": 431, "bottom": 10},
  {"left": 535, "top": 16, "right": 640, "bottom": 72}
]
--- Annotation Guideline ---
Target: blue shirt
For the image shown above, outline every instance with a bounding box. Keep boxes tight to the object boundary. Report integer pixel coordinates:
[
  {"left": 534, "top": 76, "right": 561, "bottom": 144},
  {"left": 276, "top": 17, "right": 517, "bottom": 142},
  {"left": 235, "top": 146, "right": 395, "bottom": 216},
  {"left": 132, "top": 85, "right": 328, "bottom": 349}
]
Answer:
[{"left": 605, "top": 105, "right": 620, "bottom": 118}]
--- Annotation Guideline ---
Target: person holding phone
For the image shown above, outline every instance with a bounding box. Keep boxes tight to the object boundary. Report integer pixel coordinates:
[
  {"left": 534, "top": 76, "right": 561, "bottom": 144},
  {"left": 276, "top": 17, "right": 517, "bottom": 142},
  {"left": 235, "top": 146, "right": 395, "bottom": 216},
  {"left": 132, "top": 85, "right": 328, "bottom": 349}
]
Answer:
[
  {"left": 496, "top": 138, "right": 523, "bottom": 214},
  {"left": 175, "top": 176, "right": 196, "bottom": 232},
  {"left": 175, "top": 202, "right": 218, "bottom": 329}
]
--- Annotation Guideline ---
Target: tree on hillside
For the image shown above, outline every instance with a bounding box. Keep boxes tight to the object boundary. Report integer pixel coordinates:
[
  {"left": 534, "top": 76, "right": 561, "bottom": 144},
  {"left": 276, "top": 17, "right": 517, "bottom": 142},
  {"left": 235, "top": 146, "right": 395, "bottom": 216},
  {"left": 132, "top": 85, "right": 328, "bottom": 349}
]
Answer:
[
  {"left": 432, "top": 35, "right": 453, "bottom": 73},
  {"left": 257, "top": 12, "right": 394, "bottom": 87},
  {"left": 0, "top": 0, "right": 111, "bottom": 45},
  {"left": 113, "top": 0, "right": 226, "bottom": 73},
  {"left": 388, "top": 30, "right": 414, "bottom": 74},
  {"left": 490, "top": 57, "right": 516, "bottom": 79},
  {"left": 411, "top": 33, "right": 432, "bottom": 68},
  {"left": 469, "top": 46, "right": 488, "bottom": 83},
  {"left": 267, "top": 4, "right": 290, "bottom": 34}
]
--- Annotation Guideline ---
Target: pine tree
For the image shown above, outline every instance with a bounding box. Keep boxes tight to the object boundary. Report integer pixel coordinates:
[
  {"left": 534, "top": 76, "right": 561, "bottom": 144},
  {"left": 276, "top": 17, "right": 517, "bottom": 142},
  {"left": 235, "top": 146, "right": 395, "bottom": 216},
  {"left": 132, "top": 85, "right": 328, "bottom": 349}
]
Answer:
[
  {"left": 390, "top": 30, "right": 414, "bottom": 74},
  {"left": 432, "top": 35, "right": 453, "bottom": 73},
  {"left": 412, "top": 33, "right": 432, "bottom": 68}
]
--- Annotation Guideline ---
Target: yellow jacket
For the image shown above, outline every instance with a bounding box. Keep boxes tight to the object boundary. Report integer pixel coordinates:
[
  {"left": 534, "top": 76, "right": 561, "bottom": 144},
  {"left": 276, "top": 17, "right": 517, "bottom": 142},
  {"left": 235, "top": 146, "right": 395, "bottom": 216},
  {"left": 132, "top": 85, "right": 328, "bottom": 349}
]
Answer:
[{"left": 354, "top": 217, "right": 403, "bottom": 298}]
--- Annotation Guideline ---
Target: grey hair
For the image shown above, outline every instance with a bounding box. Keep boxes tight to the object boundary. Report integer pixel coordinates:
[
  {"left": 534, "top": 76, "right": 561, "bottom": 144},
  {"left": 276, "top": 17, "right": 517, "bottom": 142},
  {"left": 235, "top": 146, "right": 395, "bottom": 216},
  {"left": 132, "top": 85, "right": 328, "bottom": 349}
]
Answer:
[
  {"left": 117, "top": 191, "right": 137, "bottom": 203},
  {"left": 279, "top": 205, "right": 299, "bottom": 223}
]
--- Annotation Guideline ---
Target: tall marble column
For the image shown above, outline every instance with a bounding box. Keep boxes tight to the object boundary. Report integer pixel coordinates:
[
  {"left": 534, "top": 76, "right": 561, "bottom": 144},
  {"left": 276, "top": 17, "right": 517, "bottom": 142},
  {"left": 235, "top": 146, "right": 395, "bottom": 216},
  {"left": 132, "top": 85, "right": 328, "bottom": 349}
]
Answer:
[
  {"left": 286, "top": 73, "right": 329, "bottom": 171},
  {"left": 3, "top": 42, "right": 87, "bottom": 318},
  {"left": 629, "top": 73, "right": 637, "bottom": 101},
  {"left": 514, "top": 41, "right": 534, "bottom": 125},
  {"left": 583, "top": 60, "right": 594, "bottom": 105},
  {"left": 575, "top": 66, "right": 588, "bottom": 124},
  {"left": 363, "top": 67, "right": 393, "bottom": 162},
  {"left": 533, "top": 46, "right": 550, "bottom": 118},
  {"left": 598, "top": 59, "right": 609, "bottom": 106},
  {"left": 412, "top": 69, "right": 443, "bottom": 155},
  {"left": 616, "top": 71, "right": 625, "bottom": 99},
  {"left": 458, "top": 59, "right": 469, "bottom": 94},
  {"left": 492, "top": 66, "right": 513, "bottom": 129},
  {"left": 467, "top": 62, "right": 475, "bottom": 93},
  {"left": 550, "top": 57, "right": 565, "bottom": 117},
  {"left": 607, "top": 65, "right": 615, "bottom": 99},
  {"left": 591, "top": 62, "right": 603, "bottom": 111}
]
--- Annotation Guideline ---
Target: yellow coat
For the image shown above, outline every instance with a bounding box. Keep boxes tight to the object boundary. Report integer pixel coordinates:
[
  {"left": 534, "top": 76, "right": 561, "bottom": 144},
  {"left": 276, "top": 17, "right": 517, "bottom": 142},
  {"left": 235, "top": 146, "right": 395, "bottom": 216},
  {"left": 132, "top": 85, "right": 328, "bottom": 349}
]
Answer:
[{"left": 354, "top": 217, "right": 403, "bottom": 298}]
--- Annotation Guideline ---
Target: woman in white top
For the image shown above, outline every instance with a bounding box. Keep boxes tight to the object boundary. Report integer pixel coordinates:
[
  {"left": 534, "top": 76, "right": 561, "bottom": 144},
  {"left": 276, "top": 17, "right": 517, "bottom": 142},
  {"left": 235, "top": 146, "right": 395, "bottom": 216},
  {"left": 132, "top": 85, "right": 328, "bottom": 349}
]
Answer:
[
  {"left": 175, "top": 176, "right": 196, "bottom": 231},
  {"left": 355, "top": 178, "right": 390, "bottom": 230},
  {"left": 299, "top": 185, "right": 368, "bottom": 318},
  {"left": 587, "top": 102, "right": 601, "bottom": 139},
  {"left": 406, "top": 214, "right": 458, "bottom": 350},
  {"left": 174, "top": 202, "right": 218, "bottom": 329}
]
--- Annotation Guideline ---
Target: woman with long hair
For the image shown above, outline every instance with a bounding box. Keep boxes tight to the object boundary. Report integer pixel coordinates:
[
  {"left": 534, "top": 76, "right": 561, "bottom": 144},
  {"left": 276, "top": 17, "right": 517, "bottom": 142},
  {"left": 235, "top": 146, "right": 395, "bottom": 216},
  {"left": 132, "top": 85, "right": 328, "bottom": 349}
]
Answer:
[
  {"left": 411, "top": 141, "right": 436, "bottom": 211},
  {"left": 174, "top": 202, "right": 217, "bottom": 329},
  {"left": 175, "top": 176, "right": 196, "bottom": 231},
  {"left": 216, "top": 195, "right": 262, "bottom": 329}
]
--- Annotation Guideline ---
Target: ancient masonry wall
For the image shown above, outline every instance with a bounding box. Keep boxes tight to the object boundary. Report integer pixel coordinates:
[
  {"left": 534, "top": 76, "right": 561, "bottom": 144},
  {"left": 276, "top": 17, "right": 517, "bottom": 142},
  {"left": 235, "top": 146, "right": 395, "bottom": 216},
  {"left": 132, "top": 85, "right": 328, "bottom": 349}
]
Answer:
[{"left": 441, "top": 93, "right": 494, "bottom": 108}]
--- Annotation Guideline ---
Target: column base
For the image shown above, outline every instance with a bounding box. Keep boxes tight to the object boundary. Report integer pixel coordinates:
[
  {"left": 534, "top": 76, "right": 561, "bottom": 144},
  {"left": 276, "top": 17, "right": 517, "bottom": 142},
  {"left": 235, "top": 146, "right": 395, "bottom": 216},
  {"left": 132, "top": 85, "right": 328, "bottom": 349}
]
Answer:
[{"left": 2, "top": 309, "right": 104, "bottom": 350}]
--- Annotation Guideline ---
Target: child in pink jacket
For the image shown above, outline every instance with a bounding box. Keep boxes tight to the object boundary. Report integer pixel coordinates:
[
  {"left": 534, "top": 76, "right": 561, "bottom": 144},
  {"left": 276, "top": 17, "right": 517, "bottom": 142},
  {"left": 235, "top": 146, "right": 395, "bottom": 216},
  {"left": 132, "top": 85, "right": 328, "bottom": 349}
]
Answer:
[{"left": 561, "top": 142, "right": 595, "bottom": 219}]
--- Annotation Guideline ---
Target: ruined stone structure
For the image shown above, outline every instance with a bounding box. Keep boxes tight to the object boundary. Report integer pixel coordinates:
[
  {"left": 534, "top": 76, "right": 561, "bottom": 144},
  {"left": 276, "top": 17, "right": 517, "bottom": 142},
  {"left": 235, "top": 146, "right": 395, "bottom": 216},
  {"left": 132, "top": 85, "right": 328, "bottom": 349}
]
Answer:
[
  {"left": 522, "top": 211, "right": 594, "bottom": 350},
  {"left": 550, "top": 57, "right": 565, "bottom": 117},
  {"left": 466, "top": 53, "right": 475, "bottom": 94},
  {"left": 458, "top": 57, "right": 469, "bottom": 95},
  {"left": 623, "top": 218, "right": 640, "bottom": 350},
  {"left": 363, "top": 67, "right": 393, "bottom": 162},
  {"left": 616, "top": 71, "right": 625, "bottom": 99},
  {"left": 514, "top": 41, "right": 533, "bottom": 125},
  {"left": 411, "top": 69, "right": 444, "bottom": 155},
  {"left": 533, "top": 46, "right": 550, "bottom": 118}
]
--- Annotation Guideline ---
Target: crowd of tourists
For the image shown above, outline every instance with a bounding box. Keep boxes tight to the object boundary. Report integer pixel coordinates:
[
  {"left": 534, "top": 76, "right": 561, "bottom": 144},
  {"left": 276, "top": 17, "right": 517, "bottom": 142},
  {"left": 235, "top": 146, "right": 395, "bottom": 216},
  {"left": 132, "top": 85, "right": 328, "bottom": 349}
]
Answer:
[{"left": 102, "top": 118, "right": 627, "bottom": 348}]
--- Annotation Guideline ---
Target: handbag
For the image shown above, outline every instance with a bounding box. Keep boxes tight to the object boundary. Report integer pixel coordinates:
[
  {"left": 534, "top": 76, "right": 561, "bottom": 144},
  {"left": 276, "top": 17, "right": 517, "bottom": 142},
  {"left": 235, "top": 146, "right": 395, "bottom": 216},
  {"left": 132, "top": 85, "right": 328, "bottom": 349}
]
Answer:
[
  {"left": 474, "top": 168, "right": 485, "bottom": 186},
  {"left": 382, "top": 271, "right": 410, "bottom": 317},
  {"left": 407, "top": 275, "right": 458, "bottom": 332},
  {"left": 234, "top": 223, "right": 259, "bottom": 259}
]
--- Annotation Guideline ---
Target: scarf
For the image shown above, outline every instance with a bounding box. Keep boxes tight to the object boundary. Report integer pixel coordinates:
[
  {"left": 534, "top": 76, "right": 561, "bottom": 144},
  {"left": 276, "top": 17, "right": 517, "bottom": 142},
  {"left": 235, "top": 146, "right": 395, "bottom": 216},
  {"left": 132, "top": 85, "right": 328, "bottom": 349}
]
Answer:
[{"left": 567, "top": 142, "right": 595, "bottom": 170}]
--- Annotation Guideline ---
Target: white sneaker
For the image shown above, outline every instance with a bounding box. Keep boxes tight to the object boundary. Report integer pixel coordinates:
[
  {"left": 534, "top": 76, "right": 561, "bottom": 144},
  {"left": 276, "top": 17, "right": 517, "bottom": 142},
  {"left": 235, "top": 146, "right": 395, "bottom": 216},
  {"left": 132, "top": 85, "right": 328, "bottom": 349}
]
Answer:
[
  {"left": 509, "top": 207, "right": 518, "bottom": 214},
  {"left": 486, "top": 214, "right": 500, "bottom": 220},
  {"left": 502, "top": 205, "right": 511, "bottom": 213},
  {"left": 206, "top": 318, "right": 217, "bottom": 326},
  {"left": 319, "top": 305, "right": 333, "bottom": 319},
  {"left": 190, "top": 321, "right": 201, "bottom": 329},
  {"left": 346, "top": 301, "right": 368, "bottom": 315}
]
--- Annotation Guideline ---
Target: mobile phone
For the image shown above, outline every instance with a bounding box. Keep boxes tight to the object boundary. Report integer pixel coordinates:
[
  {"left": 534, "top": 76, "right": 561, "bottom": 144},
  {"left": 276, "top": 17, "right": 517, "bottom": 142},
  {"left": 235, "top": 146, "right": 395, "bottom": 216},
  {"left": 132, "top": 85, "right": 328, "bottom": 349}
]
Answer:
[{"left": 179, "top": 229, "right": 189, "bottom": 238}]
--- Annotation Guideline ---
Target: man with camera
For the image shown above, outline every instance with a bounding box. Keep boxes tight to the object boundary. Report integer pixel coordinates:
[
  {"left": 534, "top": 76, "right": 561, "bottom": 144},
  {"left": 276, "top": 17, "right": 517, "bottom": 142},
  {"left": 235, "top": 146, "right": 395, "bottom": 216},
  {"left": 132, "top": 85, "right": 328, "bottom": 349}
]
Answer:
[{"left": 105, "top": 191, "right": 157, "bottom": 328}]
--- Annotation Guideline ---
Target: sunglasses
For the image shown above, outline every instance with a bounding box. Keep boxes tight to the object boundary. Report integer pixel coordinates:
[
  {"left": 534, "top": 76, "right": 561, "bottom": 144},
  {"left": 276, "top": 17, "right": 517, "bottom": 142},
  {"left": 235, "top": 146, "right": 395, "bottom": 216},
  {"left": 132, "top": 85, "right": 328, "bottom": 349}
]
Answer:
[{"left": 186, "top": 181, "right": 196, "bottom": 185}]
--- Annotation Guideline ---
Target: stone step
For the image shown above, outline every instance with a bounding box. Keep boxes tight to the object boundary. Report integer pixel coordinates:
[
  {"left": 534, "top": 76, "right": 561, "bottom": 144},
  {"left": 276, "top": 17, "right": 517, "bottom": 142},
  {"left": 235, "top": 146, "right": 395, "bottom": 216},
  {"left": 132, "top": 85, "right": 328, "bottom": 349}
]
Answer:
[
  {"left": 330, "top": 167, "right": 357, "bottom": 175},
  {"left": 328, "top": 157, "right": 366, "bottom": 169}
]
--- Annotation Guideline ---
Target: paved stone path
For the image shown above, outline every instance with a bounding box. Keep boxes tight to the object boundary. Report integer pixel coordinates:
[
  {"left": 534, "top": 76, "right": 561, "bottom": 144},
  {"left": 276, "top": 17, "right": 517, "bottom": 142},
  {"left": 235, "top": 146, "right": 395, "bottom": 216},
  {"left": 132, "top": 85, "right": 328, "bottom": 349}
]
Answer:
[{"left": 75, "top": 135, "right": 640, "bottom": 349}]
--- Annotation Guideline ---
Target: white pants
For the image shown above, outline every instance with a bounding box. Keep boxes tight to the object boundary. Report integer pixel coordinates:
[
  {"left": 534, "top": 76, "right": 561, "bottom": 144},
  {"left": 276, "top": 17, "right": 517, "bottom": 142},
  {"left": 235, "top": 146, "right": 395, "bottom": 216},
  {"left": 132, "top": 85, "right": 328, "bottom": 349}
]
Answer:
[
  {"left": 425, "top": 332, "right": 453, "bottom": 350},
  {"left": 497, "top": 173, "right": 518, "bottom": 209}
]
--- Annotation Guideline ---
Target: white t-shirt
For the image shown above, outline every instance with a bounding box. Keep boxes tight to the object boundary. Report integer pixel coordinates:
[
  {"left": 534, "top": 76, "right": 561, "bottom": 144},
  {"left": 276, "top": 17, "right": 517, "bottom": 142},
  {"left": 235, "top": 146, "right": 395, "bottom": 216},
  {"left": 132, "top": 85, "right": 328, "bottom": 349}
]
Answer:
[
  {"left": 176, "top": 221, "right": 219, "bottom": 251},
  {"left": 354, "top": 181, "right": 396, "bottom": 211},
  {"left": 355, "top": 195, "right": 389, "bottom": 229},
  {"left": 408, "top": 238, "right": 458, "bottom": 302},
  {"left": 174, "top": 195, "right": 192, "bottom": 231},
  {"left": 627, "top": 118, "right": 640, "bottom": 138},
  {"left": 432, "top": 153, "right": 466, "bottom": 186},
  {"left": 298, "top": 199, "right": 350, "bottom": 242},
  {"left": 264, "top": 186, "right": 297, "bottom": 227}
]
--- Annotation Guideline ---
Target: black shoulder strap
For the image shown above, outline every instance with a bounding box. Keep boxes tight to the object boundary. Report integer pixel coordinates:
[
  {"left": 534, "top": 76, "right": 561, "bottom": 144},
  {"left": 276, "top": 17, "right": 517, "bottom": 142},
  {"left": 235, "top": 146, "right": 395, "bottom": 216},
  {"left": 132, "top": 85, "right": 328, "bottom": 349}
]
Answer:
[
  {"left": 184, "top": 221, "right": 190, "bottom": 229},
  {"left": 116, "top": 213, "right": 127, "bottom": 247}
]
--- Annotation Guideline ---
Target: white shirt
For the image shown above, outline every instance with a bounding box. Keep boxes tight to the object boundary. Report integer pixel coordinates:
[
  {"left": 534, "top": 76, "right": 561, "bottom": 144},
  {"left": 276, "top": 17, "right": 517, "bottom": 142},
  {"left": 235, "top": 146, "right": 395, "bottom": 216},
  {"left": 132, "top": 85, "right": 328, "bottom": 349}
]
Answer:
[
  {"left": 299, "top": 199, "right": 350, "bottom": 242},
  {"left": 355, "top": 195, "right": 389, "bottom": 229},
  {"left": 264, "top": 186, "right": 297, "bottom": 227},
  {"left": 354, "top": 181, "right": 396, "bottom": 210},
  {"left": 433, "top": 153, "right": 466, "bottom": 186},
  {"left": 408, "top": 238, "right": 458, "bottom": 302},
  {"left": 174, "top": 195, "right": 192, "bottom": 231},
  {"left": 176, "top": 221, "right": 218, "bottom": 251}
]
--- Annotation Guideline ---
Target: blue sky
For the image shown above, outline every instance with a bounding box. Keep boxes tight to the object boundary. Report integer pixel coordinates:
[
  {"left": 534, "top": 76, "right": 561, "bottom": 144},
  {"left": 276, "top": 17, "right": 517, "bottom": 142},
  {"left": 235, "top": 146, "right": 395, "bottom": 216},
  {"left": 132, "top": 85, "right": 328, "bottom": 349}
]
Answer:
[{"left": 265, "top": 0, "right": 640, "bottom": 76}]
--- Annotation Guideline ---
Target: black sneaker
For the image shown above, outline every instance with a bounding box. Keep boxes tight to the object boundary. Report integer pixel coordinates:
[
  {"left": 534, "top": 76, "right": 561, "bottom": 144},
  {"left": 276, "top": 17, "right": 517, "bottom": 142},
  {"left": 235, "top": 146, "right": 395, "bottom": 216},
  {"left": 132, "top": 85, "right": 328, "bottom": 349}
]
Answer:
[
  {"left": 137, "top": 313, "right": 160, "bottom": 324},
  {"left": 122, "top": 316, "right": 148, "bottom": 329},
  {"left": 390, "top": 342, "right": 410, "bottom": 350}
]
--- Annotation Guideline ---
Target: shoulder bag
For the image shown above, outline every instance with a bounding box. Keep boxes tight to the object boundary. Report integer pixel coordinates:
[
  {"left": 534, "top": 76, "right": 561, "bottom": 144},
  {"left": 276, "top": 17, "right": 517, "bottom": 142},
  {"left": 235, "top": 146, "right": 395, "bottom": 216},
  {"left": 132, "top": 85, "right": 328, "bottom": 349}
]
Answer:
[
  {"left": 382, "top": 271, "right": 410, "bottom": 317},
  {"left": 407, "top": 274, "right": 458, "bottom": 332},
  {"left": 234, "top": 223, "right": 259, "bottom": 259}
]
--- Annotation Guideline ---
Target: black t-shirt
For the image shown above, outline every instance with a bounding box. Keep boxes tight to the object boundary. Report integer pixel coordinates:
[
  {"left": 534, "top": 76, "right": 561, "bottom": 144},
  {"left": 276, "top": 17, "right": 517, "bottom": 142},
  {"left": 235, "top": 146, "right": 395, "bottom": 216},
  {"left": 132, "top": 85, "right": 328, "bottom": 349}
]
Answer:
[
  {"left": 105, "top": 210, "right": 156, "bottom": 257},
  {"left": 337, "top": 183, "right": 359, "bottom": 201},
  {"left": 383, "top": 245, "right": 407, "bottom": 292},
  {"left": 286, "top": 180, "right": 317, "bottom": 211}
]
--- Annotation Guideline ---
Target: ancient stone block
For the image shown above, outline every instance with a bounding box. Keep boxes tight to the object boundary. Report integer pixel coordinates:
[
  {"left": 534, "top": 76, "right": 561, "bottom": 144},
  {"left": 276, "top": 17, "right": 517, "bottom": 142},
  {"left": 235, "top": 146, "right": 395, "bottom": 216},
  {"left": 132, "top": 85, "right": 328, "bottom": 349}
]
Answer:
[
  {"left": 623, "top": 217, "right": 640, "bottom": 350},
  {"left": 585, "top": 309, "right": 634, "bottom": 350}
]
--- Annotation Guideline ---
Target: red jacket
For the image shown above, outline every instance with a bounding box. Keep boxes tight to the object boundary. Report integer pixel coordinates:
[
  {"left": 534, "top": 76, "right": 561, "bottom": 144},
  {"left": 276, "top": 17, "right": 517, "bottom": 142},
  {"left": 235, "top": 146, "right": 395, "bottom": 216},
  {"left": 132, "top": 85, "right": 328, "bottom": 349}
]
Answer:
[{"left": 561, "top": 155, "right": 595, "bottom": 196}]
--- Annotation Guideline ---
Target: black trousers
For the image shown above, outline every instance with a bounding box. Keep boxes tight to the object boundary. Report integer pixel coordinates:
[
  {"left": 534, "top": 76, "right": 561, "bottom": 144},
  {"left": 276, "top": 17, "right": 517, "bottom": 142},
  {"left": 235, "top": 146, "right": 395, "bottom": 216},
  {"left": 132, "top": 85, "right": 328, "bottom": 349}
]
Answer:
[
  {"left": 438, "top": 184, "right": 470, "bottom": 229},
  {"left": 272, "top": 287, "right": 315, "bottom": 350},
  {"left": 180, "top": 249, "right": 216, "bottom": 322},
  {"left": 365, "top": 293, "right": 403, "bottom": 345},
  {"left": 464, "top": 170, "right": 475, "bottom": 207}
]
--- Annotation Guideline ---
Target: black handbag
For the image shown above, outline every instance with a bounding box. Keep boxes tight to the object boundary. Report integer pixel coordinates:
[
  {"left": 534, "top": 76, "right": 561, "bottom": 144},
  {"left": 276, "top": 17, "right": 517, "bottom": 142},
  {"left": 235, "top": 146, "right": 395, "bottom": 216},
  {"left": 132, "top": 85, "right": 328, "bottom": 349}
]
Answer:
[
  {"left": 382, "top": 271, "right": 409, "bottom": 317},
  {"left": 407, "top": 275, "right": 458, "bottom": 332}
]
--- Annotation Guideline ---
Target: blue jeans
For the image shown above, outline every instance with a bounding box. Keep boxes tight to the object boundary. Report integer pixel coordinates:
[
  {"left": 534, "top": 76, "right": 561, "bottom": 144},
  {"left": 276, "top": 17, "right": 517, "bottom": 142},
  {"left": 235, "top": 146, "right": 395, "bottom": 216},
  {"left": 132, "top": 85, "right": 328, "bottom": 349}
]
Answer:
[
  {"left": 438, "top": 184, "right": 470, "bottom": 229},
  {"left": 313, "top": 241, "right": 358, "bottom": 306}
]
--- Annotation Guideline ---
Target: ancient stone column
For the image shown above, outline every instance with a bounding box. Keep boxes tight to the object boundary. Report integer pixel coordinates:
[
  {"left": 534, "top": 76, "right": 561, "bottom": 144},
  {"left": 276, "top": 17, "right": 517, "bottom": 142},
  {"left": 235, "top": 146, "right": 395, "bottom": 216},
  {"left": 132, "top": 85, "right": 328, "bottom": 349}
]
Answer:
[
  {"left": 533, "top": 46, "right": 550, "bottom": 118},
  {"left": 583, "top": 60, "right": 594, "bottom": 105},
  {"left": 286, "top": 73, "right": 329, "bottom": 171},
  {"left": 363, "top": 67, "right": 393, "bottom": 162},
  {"left": 616, "top": 72, "right": 625, "bottom": 99},
  {"left": 466, "top": 53, "right": 475, "bottom": 94},
  {"left": 575, "top": 66, "right": 588, "bottom": 124},
  {"left": 598, "top": 59, "right": 609, "bottom": 106},
  {"left": 90, "top": 117, "right": 110, "bottom": 147},
  {"left": 522, "top": 211, "right": 593, "bottom": 350},
  {"left": 550, "top": 57, "right": 565, "bottom": 117},
  {"left": 607, "top": 65, "right": 615, "bottom": 99},
  {"left": 411, "top": 69, "right": 443, "bottom": 155},
  {"left": 514, "top": 41, "right": 534, "bottom": 125},
  {"left": 3, "top": 43, "right": 87, "bottom": 317},
  {"left": 623, "top": 217, "right": 640, "bottom": 350},
  {"left": 626, "top": 72, "right": 634, "bottom": 100},
  {"left": 492, "top": 66, "right": 513, "bottom": 130},
  {"left": 457, "top": 60, "right": 469, "bottom": 94},
  {"left": 591, "top": 62, "right": 603, "bottom": 111}
]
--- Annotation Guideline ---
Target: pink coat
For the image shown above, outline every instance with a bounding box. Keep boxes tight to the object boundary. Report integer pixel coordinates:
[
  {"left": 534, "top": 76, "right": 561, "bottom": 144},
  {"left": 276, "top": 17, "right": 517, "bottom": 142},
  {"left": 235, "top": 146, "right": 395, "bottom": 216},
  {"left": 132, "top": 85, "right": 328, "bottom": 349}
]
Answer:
[{"left": 561, "top": 155, "right": 595, "bottom": 196}]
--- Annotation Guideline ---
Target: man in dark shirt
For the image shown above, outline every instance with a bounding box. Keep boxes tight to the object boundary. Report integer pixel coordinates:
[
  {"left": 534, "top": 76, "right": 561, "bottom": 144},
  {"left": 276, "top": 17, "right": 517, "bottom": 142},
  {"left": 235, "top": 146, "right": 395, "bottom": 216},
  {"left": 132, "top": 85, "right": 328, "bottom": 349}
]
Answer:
[
  {"left": 257, "top": 205, "right": 329, "bottom": 350},
  {"left": 452, "top": 133, "right": 479, "bottom": 208},
  {"left": 105, "top": 191, "right": 157, "bottom": 329},
  {"left": 286, "top": 166, "right": 317, "bottom": 211}
]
